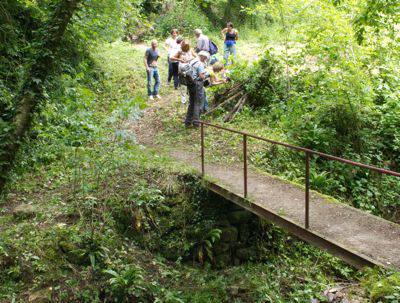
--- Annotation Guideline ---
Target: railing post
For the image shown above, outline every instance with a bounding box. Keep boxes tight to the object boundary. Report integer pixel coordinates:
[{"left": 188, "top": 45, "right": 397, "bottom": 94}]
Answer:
[
  {"left": 201, "top": 123, "right": 205, "bottom": 177},
  {"left": 305, "top": 152, "right": 310, "bottom": 229},
  {"left": 243, "top": 134, "right": 248, "bottom": 198}
]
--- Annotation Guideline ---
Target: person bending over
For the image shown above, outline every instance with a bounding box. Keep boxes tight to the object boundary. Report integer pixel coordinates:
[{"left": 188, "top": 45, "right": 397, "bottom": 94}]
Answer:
[
  {"left": 210, "top": 62, "right": 229, "bottom": 86},
  {"left": 144, "top": 40, "right": 161, "bottom": 100},
  {"left": 171, "top": 39, "right": 196, "bottom": 64},
  {"left": 185, "top": 51, "right": 210, "bottom": 128}
]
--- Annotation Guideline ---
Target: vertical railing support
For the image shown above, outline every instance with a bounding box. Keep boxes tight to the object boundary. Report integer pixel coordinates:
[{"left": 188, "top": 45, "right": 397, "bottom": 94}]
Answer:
[
  {"left": 243, "top": 134, "right": 248, "bottom": 198},
  {"left": 201, "top": 123, "right": 205, "bottom": 177},
  {"left": 305, "top": 152, "right": 310, "bottom": 229}
]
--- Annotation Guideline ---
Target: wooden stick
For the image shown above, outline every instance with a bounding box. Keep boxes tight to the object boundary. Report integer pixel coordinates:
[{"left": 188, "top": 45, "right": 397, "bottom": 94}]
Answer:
[{"left": 224, "top": 94, "right": 247, "bottom": 122}]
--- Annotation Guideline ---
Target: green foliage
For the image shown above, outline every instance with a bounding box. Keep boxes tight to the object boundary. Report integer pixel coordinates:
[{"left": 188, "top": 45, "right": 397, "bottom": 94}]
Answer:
[
  {"left": 362, "top": 269, "right": 400, "bottom": 303},
  {"left": 153, "top": 0, "right": 212, "bottom": 37}
]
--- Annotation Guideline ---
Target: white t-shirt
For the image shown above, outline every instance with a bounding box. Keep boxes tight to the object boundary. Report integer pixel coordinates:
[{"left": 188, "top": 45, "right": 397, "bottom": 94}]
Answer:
[{"left": 165, "top": 37, "right": 178, "bottom": 57}]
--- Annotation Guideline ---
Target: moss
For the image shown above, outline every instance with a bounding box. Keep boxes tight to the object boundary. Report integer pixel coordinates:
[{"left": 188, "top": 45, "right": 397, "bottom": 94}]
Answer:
[{"left": 362, "top": 270, "right": 400, "bottom": 303}]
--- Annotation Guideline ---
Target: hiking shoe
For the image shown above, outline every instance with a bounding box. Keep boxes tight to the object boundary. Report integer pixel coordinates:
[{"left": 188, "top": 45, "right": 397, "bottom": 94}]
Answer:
[{"left": 149, "top": 95, "right": 154, "bottom": 100}]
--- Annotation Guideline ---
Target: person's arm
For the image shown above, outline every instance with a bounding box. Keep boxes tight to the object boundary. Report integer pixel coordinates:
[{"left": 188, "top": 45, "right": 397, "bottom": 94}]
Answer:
[
  {"left": 235, "top": 29, "right": 239, "bottom": 41},
  {"left": 210, "top": 74, "right": 226, "bottom": 85},
  {"left": 144, "top": 51, "right": 150, "bottom": 72},
  {"left": 221, "top": 28, "right": 227, "bottom": 40},
  {"left": 171, "top": 51, "right": 183, "bottom": 63}
]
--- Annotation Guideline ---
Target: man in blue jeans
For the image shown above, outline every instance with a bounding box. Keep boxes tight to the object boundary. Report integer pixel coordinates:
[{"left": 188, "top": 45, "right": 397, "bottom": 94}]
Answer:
[{"left": 144, "top": 40, "right": 161, "bottom": 100}]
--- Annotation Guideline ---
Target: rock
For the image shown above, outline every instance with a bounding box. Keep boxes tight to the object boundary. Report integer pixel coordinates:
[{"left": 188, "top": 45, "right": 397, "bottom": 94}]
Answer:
[
  {"left": 216, "top": 217, "right": 231, "bottom": 227},
  {"left": 228, "top": 210, "right": 252, "bottom": 225},
  {"left": 220, "top": 227, "right": 238, "bottom": 243},
  {"left": 215, "top": 253, "right": 231, "bottom": 267},
  {"left": 213, "top": 242, "right": 231, "bottom": 254},
  {"left": 13, "top": 204, "right": 36, "bottom": 220},
  {"left": 239, "top": 226, "right": 251, "bottom": 242},
  {"left": 235, "top": 247, "right": 256, "bottom": 261},
  {"left": 28, "top": 287, "right": 52, "bottom": 302},
  {"left": 229, "top": 286, "right": 239, "bottom": 296}
]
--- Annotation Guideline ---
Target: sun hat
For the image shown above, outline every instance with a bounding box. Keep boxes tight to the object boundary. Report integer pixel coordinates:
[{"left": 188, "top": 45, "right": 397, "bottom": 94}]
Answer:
[{"left": 198, "top": 50, "right": 210, "bottom": 60}]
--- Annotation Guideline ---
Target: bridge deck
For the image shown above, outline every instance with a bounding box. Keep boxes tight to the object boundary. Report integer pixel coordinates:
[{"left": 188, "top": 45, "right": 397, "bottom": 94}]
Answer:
[{"left": 171, "top": 150, "right": 400, "bottom": 269}]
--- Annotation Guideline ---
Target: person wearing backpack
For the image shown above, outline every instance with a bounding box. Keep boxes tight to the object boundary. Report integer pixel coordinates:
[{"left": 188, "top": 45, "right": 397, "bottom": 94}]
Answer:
[
  {"left": 221, "top": 22, "right": 238, "bottom": 65},
  {"left": 184, "top": 51, "right": 210, "bottom": 128},
  {"left": 144, "top": 40, "right": 161, "bottom": 100},
  {"left": 194, "top": 29, "right": 210, "bottom": 53}
]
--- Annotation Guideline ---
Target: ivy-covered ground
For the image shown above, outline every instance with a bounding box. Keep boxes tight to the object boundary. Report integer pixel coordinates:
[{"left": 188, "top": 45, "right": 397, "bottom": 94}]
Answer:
[{"left": 1, "top": 41, "right": 399, "bottom": 303}]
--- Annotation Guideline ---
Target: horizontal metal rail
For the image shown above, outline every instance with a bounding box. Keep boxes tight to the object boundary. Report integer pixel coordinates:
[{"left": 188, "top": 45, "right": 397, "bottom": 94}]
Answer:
[
  {"left": 199, "top": 120, "right": 400, "bottom": 178},
  {"left": 198, "top": 119, "right": 400, "bottom": 231}
]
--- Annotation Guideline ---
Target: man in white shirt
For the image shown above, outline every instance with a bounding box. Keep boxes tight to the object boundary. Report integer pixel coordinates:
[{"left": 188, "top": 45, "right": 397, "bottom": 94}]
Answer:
[
  {"left": 194, "top": 29, "right": 210, "bottom": 53},
  {"left": 165, "top": 29, "right": 178, "bottom": 85}
]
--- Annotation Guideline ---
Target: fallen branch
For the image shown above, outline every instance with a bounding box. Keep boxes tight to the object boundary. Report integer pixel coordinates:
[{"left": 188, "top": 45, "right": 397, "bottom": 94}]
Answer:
[{"left": 224, "top": 94, "right": 248, "bottom": 122}]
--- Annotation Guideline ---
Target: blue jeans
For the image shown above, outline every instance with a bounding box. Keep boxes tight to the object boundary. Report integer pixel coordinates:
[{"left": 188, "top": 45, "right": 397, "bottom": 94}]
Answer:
[
  {"left": 224, "top": 43, "right": 237, "bottom": 65},
  {"left": 147, "top": 67, "right": 160, "bottom": 96},
  {"left": 202, "top": 93, "right": 209, "bottom": 113}
]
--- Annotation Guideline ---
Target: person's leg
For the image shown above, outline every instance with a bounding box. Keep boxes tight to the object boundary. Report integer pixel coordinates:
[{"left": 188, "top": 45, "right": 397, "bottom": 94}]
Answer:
[
  {"left": 223, "top": 43, "right": 229, "bottom": 64},
  {"left": 185, "top": 84, "right": 196, "bottom": 127},
  {"left": 147, "top": 70, "right": 152, "bottom": 96},
  {"left": 193, "top": 81, "right": 204, "bottom": 126},
  {"left": 167, "top": 57, "right": 173, "bottom": 83},
  {"left": 172, "top": 62, "right": 179, "bottom": 89},
  {"left": 153, "top": 68, "right": 160, "bottom": 96},
  {"left": 232, "top": 44, "right": 237, "bottom": 61}
]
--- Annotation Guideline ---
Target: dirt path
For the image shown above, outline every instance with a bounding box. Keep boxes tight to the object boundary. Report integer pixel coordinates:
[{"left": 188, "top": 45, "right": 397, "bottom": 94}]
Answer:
[
  {"left": 127, "top": 48, "right": 400, "bottom": 270},
  {"left": 129, "top": 90, "right": 400, "bottom": 269}
]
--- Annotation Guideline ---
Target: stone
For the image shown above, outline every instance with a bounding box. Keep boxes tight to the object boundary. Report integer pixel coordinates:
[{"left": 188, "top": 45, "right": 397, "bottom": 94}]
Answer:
[
  {"left": 220, "top": 227, "right": 238, "bottom": 243},
  {"left": 216, "top": 217, "right": 231, "bottom": 227},
  {"left": 228, "top": 210, "right": 252, "bottom": 225},
  {"left": 13, "top": 204, "right": 36, "bottom": 220},
  {"left": 28, "top": 287, "right": 52, "bottom": 302},
  {"left": 229, "top": 286, "right": 239, "bottom": 296},
  {"left": 213, "top": 242, "right": 231, "bottom": 254},
  {"left": 239, "top": 226, "right": 251, "bottom": 243},
  {"left": 215, "top": 253, "right": 231, "bottom": 267},
  {"left": 235, "top": 247, "right": 256, "bottom": 261}
]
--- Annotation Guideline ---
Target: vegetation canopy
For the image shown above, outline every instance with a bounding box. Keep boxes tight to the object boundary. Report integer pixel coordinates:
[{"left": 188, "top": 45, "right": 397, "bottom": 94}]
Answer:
[{"left": 1, "top": 0, "right": 400, "bottom": 302}]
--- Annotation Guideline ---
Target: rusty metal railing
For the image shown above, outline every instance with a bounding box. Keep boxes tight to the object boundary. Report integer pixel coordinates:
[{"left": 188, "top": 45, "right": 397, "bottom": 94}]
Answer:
[{"left": 198, "top": 120, "right": 400, "bottom": 229}]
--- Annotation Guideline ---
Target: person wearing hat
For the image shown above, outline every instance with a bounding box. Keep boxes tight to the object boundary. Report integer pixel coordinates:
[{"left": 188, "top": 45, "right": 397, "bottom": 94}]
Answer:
[
  {"left": 194, "top": 29, "right": 210, "bottom": 53},
  {"left": 185, "top": 51, "right": 210, "bottom": 128}
]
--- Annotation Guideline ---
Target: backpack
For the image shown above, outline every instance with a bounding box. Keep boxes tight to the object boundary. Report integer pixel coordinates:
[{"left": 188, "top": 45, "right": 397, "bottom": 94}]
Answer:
[
  {"left": 178, "top": 59, "right": 200, "bottom": 86},
  {"left": 209, "top": 40, "right": 218, "bottom": 55}
]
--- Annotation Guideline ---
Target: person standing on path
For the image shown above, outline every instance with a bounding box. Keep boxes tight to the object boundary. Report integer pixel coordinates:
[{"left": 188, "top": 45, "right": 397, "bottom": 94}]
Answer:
[
  {"left": 169, "top": 36, "right": 184, "bottom": 89},
  {"left": 185, "top": 51, "right": 210, "bottom": 128},
  {"left": 165, "top": 29, "right": 179, "bottom": 86},
  {"left": 194, "top": 29, "right": 210, "bottom": 54},
  {"left": 221, "top": 22, "right": 238, "bottom": 65},
  {"left": 144, "top": 40, "right": 161, "bottom": 100}
]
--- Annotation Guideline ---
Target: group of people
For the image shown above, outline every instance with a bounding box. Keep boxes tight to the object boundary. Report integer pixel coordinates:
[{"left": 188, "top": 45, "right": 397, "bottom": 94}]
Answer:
[{"left": 144, "top": 23, "right": 239, "bottom": 127}]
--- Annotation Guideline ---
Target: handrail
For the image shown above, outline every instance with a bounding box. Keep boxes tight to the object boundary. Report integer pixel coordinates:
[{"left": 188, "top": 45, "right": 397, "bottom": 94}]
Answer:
[
  {"left": 199, "top": 120, "right": 400, "bottom": 177},
  {"left": 198, "top": 120, "right": 400, "bottom": 229}
]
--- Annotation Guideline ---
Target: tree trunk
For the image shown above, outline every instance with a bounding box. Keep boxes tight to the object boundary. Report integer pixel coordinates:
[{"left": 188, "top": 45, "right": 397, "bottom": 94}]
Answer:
[{"left": 0, "top": 0, "right": 81, "bottom": 194}]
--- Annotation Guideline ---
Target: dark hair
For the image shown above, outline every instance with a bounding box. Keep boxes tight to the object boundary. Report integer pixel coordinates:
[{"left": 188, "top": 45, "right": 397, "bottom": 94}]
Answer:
[
  {"left": 171, "top": 28, "right": 178, "bottom": 35},
  {"left": 227, "top": 22, "right": 234, "bottom": 28}
]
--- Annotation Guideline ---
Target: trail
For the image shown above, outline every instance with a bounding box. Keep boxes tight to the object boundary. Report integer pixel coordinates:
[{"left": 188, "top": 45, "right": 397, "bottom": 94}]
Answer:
[{"left": 127, "top": 45, "right": 400, "bottom": 269}]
